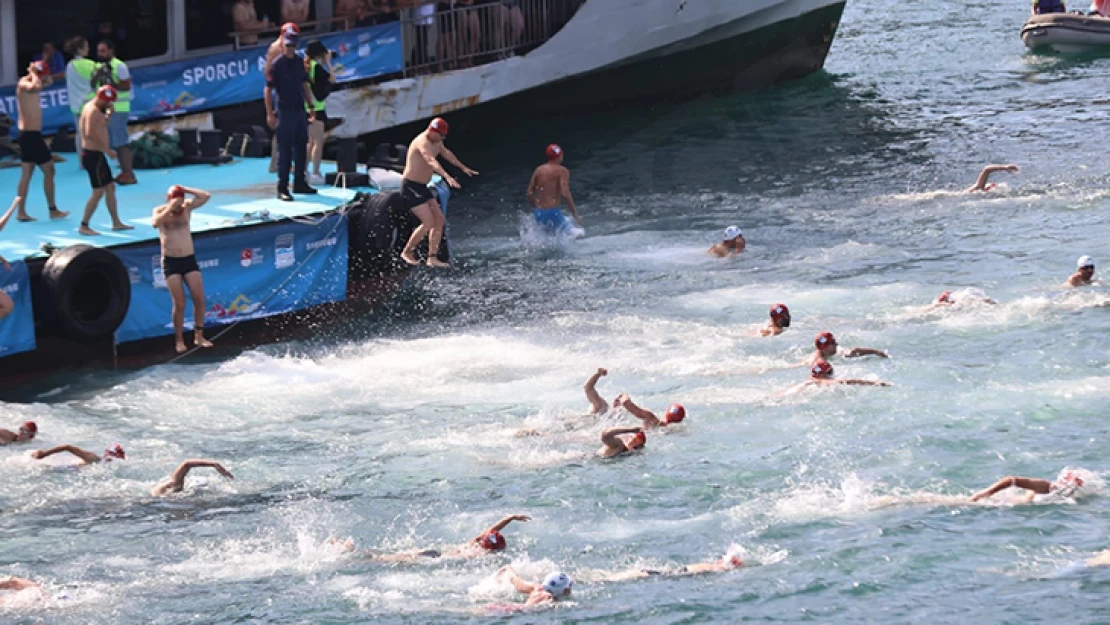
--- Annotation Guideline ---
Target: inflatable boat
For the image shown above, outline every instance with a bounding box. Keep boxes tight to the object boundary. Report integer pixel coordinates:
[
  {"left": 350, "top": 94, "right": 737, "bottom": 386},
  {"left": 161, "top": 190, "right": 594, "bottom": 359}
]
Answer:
[{"left": 1021, "top": 13, "right": 1110, "bottom": 52}]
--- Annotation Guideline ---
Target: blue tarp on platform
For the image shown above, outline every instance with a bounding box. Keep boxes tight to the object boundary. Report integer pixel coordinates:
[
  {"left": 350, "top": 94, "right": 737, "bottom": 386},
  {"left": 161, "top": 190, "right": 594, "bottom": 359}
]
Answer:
[
  {"left": 114, "top": 212, "right": 349, "bottom": 344},
  {"left": 0, "top": 22, "right": 402, "bottom": 136},
  {"left": 0, "top": 262, "right": 36, "bottom": 356}
]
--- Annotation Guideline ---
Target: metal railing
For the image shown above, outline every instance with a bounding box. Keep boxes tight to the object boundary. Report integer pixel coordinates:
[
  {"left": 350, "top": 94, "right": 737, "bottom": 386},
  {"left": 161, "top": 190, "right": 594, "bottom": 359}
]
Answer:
[{"left": 401, "top": 0, "right": 585, "bottom": 76}]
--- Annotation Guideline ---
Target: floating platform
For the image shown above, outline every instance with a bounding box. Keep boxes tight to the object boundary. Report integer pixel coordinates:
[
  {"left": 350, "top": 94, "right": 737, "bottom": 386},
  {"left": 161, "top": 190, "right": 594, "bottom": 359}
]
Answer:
[{"left": 0, "top": 155, "right": 448, "bottom": 392}]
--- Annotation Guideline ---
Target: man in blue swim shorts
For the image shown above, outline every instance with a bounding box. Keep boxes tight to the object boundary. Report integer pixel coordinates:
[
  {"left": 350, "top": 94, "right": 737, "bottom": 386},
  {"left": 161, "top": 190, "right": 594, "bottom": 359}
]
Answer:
[{"left": 526, "top": 143, "right": 583, "bottom": 237}]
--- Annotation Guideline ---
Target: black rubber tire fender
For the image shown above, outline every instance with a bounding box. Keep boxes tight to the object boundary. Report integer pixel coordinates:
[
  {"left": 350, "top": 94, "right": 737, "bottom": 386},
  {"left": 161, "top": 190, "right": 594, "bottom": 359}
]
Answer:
[{"left": 40, "top": 244, "right": 131, "bottom": 342}]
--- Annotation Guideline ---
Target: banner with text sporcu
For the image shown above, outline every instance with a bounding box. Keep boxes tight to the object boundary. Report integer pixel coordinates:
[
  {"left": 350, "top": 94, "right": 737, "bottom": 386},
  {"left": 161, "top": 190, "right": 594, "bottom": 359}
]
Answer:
[{"left": 0, "top": 21, "right": 401, "bottom": 136}]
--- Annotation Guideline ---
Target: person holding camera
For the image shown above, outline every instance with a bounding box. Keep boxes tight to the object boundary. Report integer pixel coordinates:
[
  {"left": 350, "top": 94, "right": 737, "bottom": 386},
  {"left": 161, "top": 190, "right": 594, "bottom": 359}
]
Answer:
[{"left": 304, "top": 40, "right": 336, "bottom": 185}]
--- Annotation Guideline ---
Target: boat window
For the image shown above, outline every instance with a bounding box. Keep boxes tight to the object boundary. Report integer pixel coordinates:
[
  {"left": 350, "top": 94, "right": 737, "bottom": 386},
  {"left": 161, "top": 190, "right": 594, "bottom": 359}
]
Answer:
[{"left": 220, "top": 0, "right": 318, "bottom": 49}]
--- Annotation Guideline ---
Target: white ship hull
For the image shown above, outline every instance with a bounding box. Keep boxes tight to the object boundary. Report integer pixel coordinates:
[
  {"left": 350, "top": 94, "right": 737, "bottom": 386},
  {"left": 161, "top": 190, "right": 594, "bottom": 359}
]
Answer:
[{"left": 330, "top": 0, "right": 847, "bottom": 139}]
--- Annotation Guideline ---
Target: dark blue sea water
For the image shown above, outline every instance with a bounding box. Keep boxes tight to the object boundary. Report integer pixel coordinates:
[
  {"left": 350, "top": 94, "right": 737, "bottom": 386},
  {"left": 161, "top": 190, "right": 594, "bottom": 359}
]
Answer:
[{"left": 5, "top": 1, "right": 1110, "bottom": 623}]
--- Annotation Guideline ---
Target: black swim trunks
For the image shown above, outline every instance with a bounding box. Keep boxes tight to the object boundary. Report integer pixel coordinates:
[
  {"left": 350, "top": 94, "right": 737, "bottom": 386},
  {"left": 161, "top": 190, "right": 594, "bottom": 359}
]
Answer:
[
  {"left": 81, "top": 150, "right": 113, "bottom": 189},
  {"left": 161, "top": 254, "right": 200, "bottom": 279},
  {"left": 401, "top": 178, "right": 436, "bottom": 210},
  {"left": 18, "top": 130, "right": 52, "bottom": 165}
]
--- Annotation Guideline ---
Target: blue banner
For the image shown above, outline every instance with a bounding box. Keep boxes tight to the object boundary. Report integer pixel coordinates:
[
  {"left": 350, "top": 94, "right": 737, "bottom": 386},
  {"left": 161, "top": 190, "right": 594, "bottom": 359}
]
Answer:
[
  {"left": 0, "top": 261, "right": 36, "bottom": 357},
  {"left": 0, "top": 21, "right": 401, "bottom": 136},
  {"left": 114, "top": 214, "right": 348, "bottom": 344}
]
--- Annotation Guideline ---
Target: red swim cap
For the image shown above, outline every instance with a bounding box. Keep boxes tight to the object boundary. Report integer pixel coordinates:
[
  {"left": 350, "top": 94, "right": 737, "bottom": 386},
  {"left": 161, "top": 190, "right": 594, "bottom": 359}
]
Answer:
[
  {"left": 545, "top": 144, "right": 562, "bottom": 160},
  {"left": 479, "top": 531, "right": 506, "bottom": 551},
  {"left": 167, "top": 185, "right": 186, "bottom": 201},
  {"left": 770, "top": 303, "right": 790, "bottom": 320},
  {"left": 20, "top": 421, "right": 37, "bottom": 435},
  {"left": 96, "top": 85, "right": 118, "bottom": 103},
  {"left": 105, "top": 444, "right": 126, "bottom": 460},
  {"left": 811, "top": 360, "right": 834, "bottom": 379},
  {"left": 665, "top": 404, "right": 686, "bottom": 424},
  {"left": 629, "top": 431, "right": 646, "bottom": 450},
  {"left": 31, "top": 61, "right": 48, "bottom": 76},
  {"left": 815, "top": 332, "right": 837, "bottom": 350},
  {"left": 282, "top": 22, "right": 300, "bottom": 34},
  {"left": 428, "top": 117, "right": 449, "bottom": 136},
  {"left": 936, "top": 291, "right": 953, "bottom": 304},
  {"left": 729, "top": 555, "right": 743, "bottom": 568}
]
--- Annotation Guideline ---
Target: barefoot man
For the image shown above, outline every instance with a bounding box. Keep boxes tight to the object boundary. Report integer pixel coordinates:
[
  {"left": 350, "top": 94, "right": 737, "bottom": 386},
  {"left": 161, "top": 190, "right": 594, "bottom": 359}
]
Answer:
[
  {"left": 527, "top": 143, "right": 582, "bottom": 237},
  {"left": 152, "top": 185, "right": 213, "bottom": 353},
  {"left": 399, "top": 117, "right": 477, "bottom": 268},
  {"left": 78, "top": 85, "right": 133, "bottom": 236},
  {"left": 13, "top": 61, "right": 68, "bottom": 223}
]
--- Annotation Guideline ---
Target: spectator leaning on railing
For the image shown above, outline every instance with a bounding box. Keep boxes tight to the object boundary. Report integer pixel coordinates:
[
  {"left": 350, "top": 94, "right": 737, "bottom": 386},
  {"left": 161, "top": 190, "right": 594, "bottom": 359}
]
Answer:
[{"left": 233, "top": 0, "right": 271, "bottom": 46}]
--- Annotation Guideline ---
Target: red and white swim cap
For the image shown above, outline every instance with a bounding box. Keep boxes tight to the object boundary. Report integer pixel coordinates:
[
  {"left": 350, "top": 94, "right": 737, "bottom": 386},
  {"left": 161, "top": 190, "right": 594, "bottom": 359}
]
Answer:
[
  {"left": 815, "top": 332, "right": 836, "bottom": 350},
  {"left": 479, "top": 531, "right": 506, "bottom": 551},
  {"left": 428, "top": 117, "right": 449, "bottom": 136},
  {"left": 629, "top": 432, "right": 647, "bottom": 449},
  {"left": 167, "top": 185, "right": 186, "bottom": 201},
  {"left": 770, "top": 304, "right": 790, "bottom": 320},
  {"left": 811, "top": 360, "right": 834, "bottom": 379},
  {"left": 545, "top": 144, "right": 562, "bottom": 160},
  {"left": 104, "top": 444, "right": 126, "bottom": 460},
  {"left": 665, "top": 404, "right": 686, "bottom": 424},
  {"left": 96, "top": 85, "right": 118, "bottom": 103},
  {"left": 281, "top": 22, "right": 300, "bottom": 34}
]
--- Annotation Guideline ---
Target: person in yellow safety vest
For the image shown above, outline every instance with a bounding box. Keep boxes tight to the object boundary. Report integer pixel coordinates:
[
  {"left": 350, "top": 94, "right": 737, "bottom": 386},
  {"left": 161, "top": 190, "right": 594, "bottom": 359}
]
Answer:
[
  {"left": 64, "top": 36, "right": 98, "bottom": 160},
  {"left": 304, "top": 39, "right": 336, "bottom": 185},
  {"left": 96, "top": 38, "right": 137, "bottom": 185}
]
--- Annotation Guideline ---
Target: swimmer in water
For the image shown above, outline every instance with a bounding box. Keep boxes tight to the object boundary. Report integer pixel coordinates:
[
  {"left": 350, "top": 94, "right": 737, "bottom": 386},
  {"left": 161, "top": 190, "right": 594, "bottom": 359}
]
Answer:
[
  {"left": 599, "top": 554, "right": 744, "bottom": 582},
  {"left": 598, "top": 426, "right": 646, "bottom": 458},
  {"left": 758, "top": 303, "right": 791, "bottom": 336},
  {"left": 804, "top": 331, "right": 888, "bottom": 366},
  {"left": 932, "top": 291, "right": 997, "bottom": 307},
  {"left": 0, "top": 420, "right": 36, "bottom": 445},
  {"left": 0, "top": 576, "right": 41, "bottom": 605},
  {"left": 970, "top": 470, "right": 1087, "bottom": 503},
  {"left": 1065, "top": 255, "right": 1095, "bottom": 287},
  {"left": 526, "top": 143, "right": 582, "bottom": 236},
  {"left": 807, "top": 359, "right": 891, "bottom": 387},
  {"left": 333, "top": 513, "right": 532, "bottom": 562},
  {"left": 708, "top": 225, "right": 745, "bottom": 257},
  {"left": 965, "top": 164, "right": 1019, "bottom": 192},
  {"left": 494, "top": 567, "right": 573, "bottom": 610},
  {"left": 30, "top": 443, "right": 125, "bottom": 465},
  {"left": 514, "top": 368, "right": 620, "bottom": 437},
  {"left": 150, "top": 459, "right": 234, "bottom": 496},
  {"left": 611, "top": 393, "right": 686, "bottom": 430}
]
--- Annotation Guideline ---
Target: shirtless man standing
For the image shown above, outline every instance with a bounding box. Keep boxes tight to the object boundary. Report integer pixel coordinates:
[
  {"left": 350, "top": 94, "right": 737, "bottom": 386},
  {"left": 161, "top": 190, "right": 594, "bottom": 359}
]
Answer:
[
  {"left": 805, "top": 331, "right": 888, "bottom": 366},
  {"left": 1065, "top": 255, "right": 1095, "bottom": 287},
  {"left": 78, "top": 85, "right": 133, "bottom": 236},
  {"left": 151, "top": 459, "right": 234, "bottom": 496},
  {"left": 152, "top": 185, "right": 213, "bottom": 353},
  {"left": 399, "top": 117, "right": 477, "bottom": 268},
  {"left": 709, "top": 225, "right": 745, "bottom": 257},
  {"left": 526, "top": 144, "right": 581, "bottom": 236},
  {"left": 598, "top": 426, "right": 646, "bottom": 458},
  {"left": 13, "top": 61, "right": 67, "bottom": 223}
]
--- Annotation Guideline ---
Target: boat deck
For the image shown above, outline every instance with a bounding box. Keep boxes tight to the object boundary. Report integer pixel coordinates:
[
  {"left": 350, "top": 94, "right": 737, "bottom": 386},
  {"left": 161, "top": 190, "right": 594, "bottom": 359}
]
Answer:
[{"left": 0, "top": 157, "right": 361, "bottom": 260}]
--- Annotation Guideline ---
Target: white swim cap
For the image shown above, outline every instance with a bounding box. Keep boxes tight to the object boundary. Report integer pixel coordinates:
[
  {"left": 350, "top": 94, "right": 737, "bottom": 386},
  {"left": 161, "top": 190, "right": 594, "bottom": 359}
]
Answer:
[
  {"left": 724, "top": 225, "right": 743, "bottom": 240},
  {"left": 1078, "top": 255, "right": 1095, "bottom": 269},
  {"left": 541, "top": 572, "right": 573, "bottom": 596}
]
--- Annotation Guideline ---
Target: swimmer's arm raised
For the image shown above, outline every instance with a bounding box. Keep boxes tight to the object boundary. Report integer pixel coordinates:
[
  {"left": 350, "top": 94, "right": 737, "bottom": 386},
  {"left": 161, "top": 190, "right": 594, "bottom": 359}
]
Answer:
[
  {"left": 970, "top": 476, "right": 1052, "bottom": 502},
  {"left": 600, "top": 426, "right": 641, "bottom": 451},
  {"left": 159, "top": 459, "right": 234, "bottom": 494},
  {"left": 183, "top": 187, "right": 211, "bottom": 212},
  {"left": 30, "top": 444, "right": 99, "bottom": 464},
  {"left": 498, "top": 566, "right": 538, "bottom": 594},
  {"left": 584, "top": 367, "right": 608, "bottom": 414},
  {"left": 614, "top": 394, "right": 660, "bottom": 427},
  {"left": 472, "top": 514, "right": 531, "bottom": 543},
  {"left": 968, "top": 164, "right": 1019, "bottom": 192}
]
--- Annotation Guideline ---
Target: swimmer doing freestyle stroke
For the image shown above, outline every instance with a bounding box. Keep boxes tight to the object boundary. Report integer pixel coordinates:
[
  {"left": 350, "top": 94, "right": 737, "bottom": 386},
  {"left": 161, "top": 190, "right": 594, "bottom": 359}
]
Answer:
[
  {"left": 0, "top": 420, "right": 36, "bottom": 445},
  {"left": 331, "top": 514, "right": 532, "bottom": 562},
  {"left": 527, "top": 143, "right": 582, "bottom": 237},
  {"left": 595, "top": 553, "right": 744, "bottom": 582},
  {"left": 970, "top": 469, "right": 1089, "bottom": 503},
  {"left": 806, "top": 359, "right": 891, "bottom": 387},
  {"left": 398, "top": 117, "right": 477, "bottom": 268},
  {"left": 965, "top": 164, "right": 1019, "bottom": 193},
  {"left": 804, "top": 331, "right": 888, "bottom": 366},
  {"left": 758, "top": 303, "right": 791, "bottom": 336},
  {"left": 487, "top": 567, "right": 572, "bottom": 613}
]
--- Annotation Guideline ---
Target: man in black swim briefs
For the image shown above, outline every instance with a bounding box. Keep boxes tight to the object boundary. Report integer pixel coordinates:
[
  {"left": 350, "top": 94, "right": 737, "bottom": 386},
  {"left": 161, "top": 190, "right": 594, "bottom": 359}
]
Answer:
[
  {"left": 398, "top": 117, "right": 477, "bottom": 268},
  {"left": 152, "top": 184, "right": 213, "bottom": 354},
  {"left": 12, "top": 61, "right": 69, "bottom": 224},
  {"left": 77, "top": 85, "right": 133, "bottom": 236}
]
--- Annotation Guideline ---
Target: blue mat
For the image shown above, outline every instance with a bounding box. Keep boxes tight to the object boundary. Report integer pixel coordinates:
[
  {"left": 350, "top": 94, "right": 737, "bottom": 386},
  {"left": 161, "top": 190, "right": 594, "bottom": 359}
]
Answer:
[{"left": 0, "top": 157, "right": 361, "bottom": 260}]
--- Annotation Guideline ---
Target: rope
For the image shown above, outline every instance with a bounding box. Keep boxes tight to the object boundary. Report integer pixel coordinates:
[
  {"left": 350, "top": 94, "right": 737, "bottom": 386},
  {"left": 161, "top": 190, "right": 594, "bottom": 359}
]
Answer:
[{"left": 162, "top": 200, "right": 357, "bottom": 365}]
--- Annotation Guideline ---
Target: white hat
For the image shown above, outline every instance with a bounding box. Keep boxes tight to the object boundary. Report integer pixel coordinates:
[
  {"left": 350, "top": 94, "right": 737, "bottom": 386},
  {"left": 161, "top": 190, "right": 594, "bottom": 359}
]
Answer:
[
  {"left": 1078, "top": 255, "right": 1095, "bottom": 269},
  {"left": 724, "top": 225, "right": 743, "bottom": 241},
  {"left": 541, "top": 572, "right": 573, "bottom": 596}
]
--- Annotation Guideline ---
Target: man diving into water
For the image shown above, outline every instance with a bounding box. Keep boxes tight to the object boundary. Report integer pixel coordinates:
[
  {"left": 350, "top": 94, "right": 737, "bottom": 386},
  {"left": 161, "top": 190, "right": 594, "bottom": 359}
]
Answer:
[
  {"left": 526, "top": 143, "right": 582, "bottom": 237},
  {"left": 399, "top": 117, "right": 478, "bottom": 268}
]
